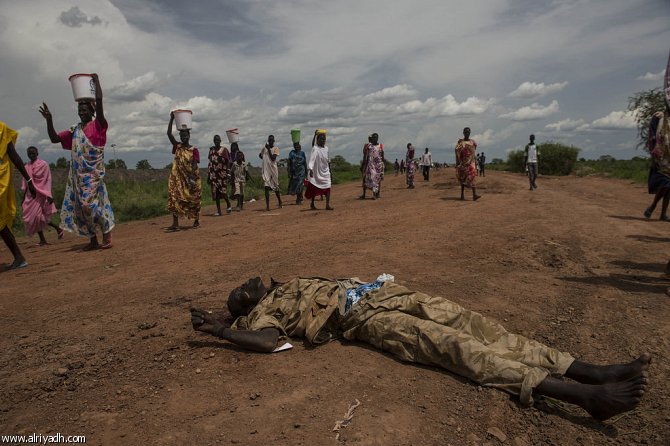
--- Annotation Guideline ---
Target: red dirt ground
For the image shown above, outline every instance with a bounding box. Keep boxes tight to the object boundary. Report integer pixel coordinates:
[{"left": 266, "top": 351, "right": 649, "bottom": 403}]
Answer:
[{"left": 1, "top": 169, "right": 668, "bottom": 445}]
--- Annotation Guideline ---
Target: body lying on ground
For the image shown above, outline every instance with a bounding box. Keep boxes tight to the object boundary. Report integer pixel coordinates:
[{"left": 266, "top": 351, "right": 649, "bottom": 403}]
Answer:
[{"left": 190, "top": 275, "right": 650, "bottom": 421}]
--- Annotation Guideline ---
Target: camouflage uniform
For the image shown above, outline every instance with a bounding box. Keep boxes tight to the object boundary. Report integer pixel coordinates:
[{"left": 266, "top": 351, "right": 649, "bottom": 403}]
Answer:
[{"left": 232, "top": 277, "right": 574, "bottom": 406}]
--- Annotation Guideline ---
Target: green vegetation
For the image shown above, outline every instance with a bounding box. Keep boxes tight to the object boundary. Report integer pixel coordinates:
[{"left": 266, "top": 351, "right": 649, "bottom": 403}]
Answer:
[
  {"left": 504, "top": 142, "right": 580, "bottom": 175},
  {"left": 573, "top": 157, "right": 649, "bottom": 183},
  {"left": 11, "top": 159, "right": 364, "bottom": 236},
  {"left": 136, "top": 159, "right": 153, "bottom": 170},
  {"left": 488, "top": 140, "right": 648, "bottom": 184},
  {"left": 628, "top": 87, "right": 666, "bottom": 149}
]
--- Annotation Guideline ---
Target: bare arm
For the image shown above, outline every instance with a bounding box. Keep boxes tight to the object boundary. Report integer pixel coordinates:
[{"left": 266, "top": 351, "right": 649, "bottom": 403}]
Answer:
[
  {"left": 167, "top": 112, "right": 178, "bottom": 148},
  {"left": 190, "top": 308, "right": 280, "bottom": 353},
  {"left": 38, "top": 103, "right": 61, "bottom": 143},
  {"left": 91, "top": 73, "right": 106, "bottom": 128},
  {"left": 7, "top": 142, "right": 36, "bottom": 198}
]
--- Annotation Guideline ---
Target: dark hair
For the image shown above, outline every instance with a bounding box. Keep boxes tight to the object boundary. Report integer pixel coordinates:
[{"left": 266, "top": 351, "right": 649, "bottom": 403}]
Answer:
[
  {"left": 464, "top": 127, "right": 471, "bottom": 132},
  {"left": 26, "top": 146, "right": 38, "bottom": 152},
  {"left": 227, "top": 277, "right": 267, "bottom": 318}
]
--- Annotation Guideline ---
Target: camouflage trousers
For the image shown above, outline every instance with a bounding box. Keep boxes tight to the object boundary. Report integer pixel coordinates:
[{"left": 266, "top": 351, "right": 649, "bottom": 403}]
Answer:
[{"left": 341, "top": 282, "right": 574, "bottom": 405}]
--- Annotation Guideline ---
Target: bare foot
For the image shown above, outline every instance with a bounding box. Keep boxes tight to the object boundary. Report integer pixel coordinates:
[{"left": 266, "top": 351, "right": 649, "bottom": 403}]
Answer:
[
  {"left": 310, "top": 204, "right": 317, "bottom": 210},
  {"left": 568, "top": 354, "right": 651, "bottom": 384},
  {"left": 473, "top": 195, "right": 482, "bottom": 201},
  {"left": 596, "top": 354, "right": 651, "bottom": 384},
  {"left": 326, "top": 206, "right": 334, "bottom": 211},
  {"left": 581, "top": 373, "right": 648, "bottom": 421}
]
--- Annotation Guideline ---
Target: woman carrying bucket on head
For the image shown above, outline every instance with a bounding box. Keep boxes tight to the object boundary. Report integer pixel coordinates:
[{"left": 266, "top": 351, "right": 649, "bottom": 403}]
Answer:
[
  {"left": 287, "top": 129, "right": 307, "bottom": 205},
  {"left": 165, "top": 110, "right": 201, "bottom": 231},
  {"left": 39, "top": 73, "right": 115, "bottom": 250},
  {"left": 305, "top": 129, "right": 333, "bottom": 211}
]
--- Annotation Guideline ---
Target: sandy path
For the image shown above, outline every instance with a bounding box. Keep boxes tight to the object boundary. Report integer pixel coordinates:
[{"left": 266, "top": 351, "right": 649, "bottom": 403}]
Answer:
[{"left": 1, "top": 169, "right": 668, "bottom": 445}]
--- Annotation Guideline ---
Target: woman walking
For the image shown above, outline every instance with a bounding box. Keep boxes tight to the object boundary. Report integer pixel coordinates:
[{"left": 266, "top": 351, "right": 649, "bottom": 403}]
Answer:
[
  {"left": 21, "top": 146, "right": 63, "bottom": 245},
  {"left": 305, "top": 129, "right": 333, "bottom": 210},
  {"left": 166, "top": 112, "right": 201, "bottom": 231},
  {"left": 207, "top": 135, "right": 232, "bottom": 216},
  {"left": 39, "top": 73, "right": 114, "bottom": 250},
  {"left": 455, "top": 127, "right": 481, "bottom": 201},
  {"left": 405, "top": 143, "right": 416, "bottom": 189}
]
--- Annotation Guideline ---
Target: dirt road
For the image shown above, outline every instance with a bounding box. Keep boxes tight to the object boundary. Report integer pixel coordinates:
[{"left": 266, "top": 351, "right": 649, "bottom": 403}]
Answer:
[{"left": 1, "top": 169, "right": 668, "bottom": 445}]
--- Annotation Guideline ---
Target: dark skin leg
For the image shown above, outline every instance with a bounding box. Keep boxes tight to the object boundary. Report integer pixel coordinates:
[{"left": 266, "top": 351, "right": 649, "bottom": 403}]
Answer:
[
  {"left": 473, "top": 188, "right": 481, "bottom": 201},
  {"left": 1, "top": 226, "right": 26, "bottom": 267},
  {"left": 215, "top": 197, "right": 221, "bottom": 215},
  {"left": 275, "top": 190, "right": 282, "bottom": 208},
  {"left": 310, "top": 197, "right": 317, "bottom": 210},
  {"left": 534, "top": 373, "right": 648, "bottom": 421},
  {"left": 645, "top": 188, "right": 668, "bottom": 217},
  {"left": 460, "top": 185, "right": 465, "bottom": 200},
  {"left": 264, "top": 187, "right": 270, "bottom": 211},
  {"left": 82, "top": 235, "right": 100, "bottom": 251},
  {"left": 167, "top": 215, "right": 179, "bottom": 230},
  {"left": 660, "top": 191, "right": 669, "bottom": 220},
  {"left": 564, "top": 354, "right": 651, "bottom": 384},
  {"left": 326, "top": 192, "right": 333, "bottom": 210},
  {"left": 37, "top": 231, "right": 48, "bottom": 245}
]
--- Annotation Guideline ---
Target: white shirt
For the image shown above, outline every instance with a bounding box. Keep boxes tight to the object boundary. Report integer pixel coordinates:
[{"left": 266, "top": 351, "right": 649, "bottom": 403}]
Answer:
[
  {"left": 421, "top": 152, "right": 432, "bottom": 166},
  {"left": 526, "top": 144, "right": 538, "bottom": 163}
]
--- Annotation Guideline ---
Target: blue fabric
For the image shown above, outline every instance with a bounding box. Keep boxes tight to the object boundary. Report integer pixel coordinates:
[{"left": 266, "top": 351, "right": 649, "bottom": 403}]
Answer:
[{"left": 345, "top": 280, "right": 384, "bottom": 313}]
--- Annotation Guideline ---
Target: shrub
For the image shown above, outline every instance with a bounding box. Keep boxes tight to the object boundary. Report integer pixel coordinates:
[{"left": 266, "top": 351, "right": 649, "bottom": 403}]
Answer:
[{"left": 538, "top": 142, "right": 580, "bottom": 175}]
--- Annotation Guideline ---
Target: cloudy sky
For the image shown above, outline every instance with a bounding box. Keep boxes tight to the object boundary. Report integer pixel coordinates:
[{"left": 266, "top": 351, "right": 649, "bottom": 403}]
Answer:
[{"left": 1, "top": 0, "right": 668, "bottom": 167}]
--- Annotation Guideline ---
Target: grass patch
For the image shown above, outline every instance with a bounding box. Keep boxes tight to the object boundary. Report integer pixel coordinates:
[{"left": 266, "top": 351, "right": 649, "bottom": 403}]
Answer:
[{"left": 11, "top": 164, "right": 362, "bottom": 236}]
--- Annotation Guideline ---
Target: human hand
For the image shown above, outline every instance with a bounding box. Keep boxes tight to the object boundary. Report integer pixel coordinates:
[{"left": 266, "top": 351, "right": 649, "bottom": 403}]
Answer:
[
  {"left": 38, "top": 103, "right": 52, "bottom": 120},
  {"left": 47, "top": 197, "right": 54, "bottom": 205},
  {"left": 190, "top": 307, "right": 224, "bottom": 336}
]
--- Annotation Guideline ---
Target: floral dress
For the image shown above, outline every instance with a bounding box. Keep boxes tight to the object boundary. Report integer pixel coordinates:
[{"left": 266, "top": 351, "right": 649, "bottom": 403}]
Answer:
[
  {"left": 207, "top": 145, "right": 230, "bottom": 199},
  {"left": 59, "top": 121, "right": 115, "bottom": 237},
  {"left": 168, "top": 144, "right": 201, "bottom": 220},
  {"left": 455, "top": 139, "right": 477, "bottom": 188}
]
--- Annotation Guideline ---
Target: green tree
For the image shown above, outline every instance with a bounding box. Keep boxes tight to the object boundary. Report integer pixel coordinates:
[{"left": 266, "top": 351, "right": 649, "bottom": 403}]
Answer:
[
  {"left": 49, "top": 162, "right": 56, "bottom": 169},
  {"left": 330, "top": 155, "right": 353, "bottom": 172},
  {"left": 164, "top": 163, "right": 174, "bottom": 170},
  {"left": 136, "top": 159, "right": 152, "bottom": 170},
  {"left": 628, "top": 88, "right": 665, "bottom": 149},
  {"left": 55, "top": 157, "right": 68, "bottom": 168},
  {"left": 506, "top": 150, "right": 526, "bottom": 173},
  {"left": 536, "top": 142, "right": 580, "bottom": 175},
  {"left": 107, "top": 159, "right": 127, "bottom": 169},
  {"left": 506, "top": 142, "right": 580, "bottom": 175}
]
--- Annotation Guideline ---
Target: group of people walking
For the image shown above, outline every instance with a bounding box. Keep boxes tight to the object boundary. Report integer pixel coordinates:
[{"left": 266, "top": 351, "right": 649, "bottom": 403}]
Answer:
[{"left": 165, "top": 126, "right": 335, "bottom": 232}]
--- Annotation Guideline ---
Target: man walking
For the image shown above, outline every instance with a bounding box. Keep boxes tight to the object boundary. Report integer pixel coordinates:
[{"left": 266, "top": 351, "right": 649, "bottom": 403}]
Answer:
[
  {"left": 421, "top": 147, "right": 432, "bottom": 181},
  {"left": 525, "top": 135, "right": 539, "bottom": 190}
]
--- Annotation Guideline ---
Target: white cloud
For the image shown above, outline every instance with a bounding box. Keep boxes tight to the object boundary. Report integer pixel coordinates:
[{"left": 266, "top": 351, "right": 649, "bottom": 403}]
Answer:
[
  {"left": 108, "top": 72, "right": 161, "bottom": 102},
  {"left": 1, "top": 0, "right": 669, "bottom": 165},
  {"left": 15, "top": 127, "right": 39, "bottom": 146},
  {"left": 636, "top": 70, "right": 665, "bottom": 81},
  {"left": 499, "top": 100, "right": 560, "bottom": 121},
  {"left": 545, "top": 118, "right": 586, "bottom": 132},
  {"left": 509, "top": 81, "right": 569, "bottom": 98},
  {"left": 590, "top": 110, "right": 637, "bottom": 129}
]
